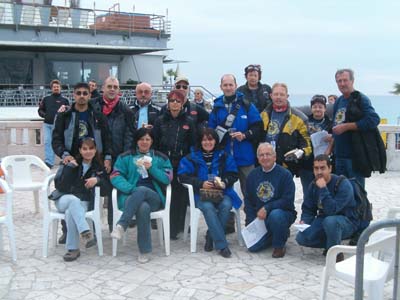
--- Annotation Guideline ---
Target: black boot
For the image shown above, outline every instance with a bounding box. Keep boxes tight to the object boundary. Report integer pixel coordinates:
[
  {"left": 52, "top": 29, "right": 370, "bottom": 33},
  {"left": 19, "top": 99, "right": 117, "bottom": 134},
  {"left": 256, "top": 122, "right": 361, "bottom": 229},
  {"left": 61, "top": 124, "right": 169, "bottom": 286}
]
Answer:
[
  {"left": 58, "top": 219, "right": 67, "bottom": 244},
  {"left": 204, "top": 231, "right": 213, "bottom": 252}
]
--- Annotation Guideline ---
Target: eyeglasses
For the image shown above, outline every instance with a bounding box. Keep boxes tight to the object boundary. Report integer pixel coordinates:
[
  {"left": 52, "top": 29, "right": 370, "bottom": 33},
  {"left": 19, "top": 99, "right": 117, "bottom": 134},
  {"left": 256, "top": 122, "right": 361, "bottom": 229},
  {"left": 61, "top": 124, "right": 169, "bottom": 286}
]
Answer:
[
  {"left": 168, "top": 98, "right": 182, "bottom": 103},
  {"left": 75, "top": 91, "right": 89, "bottom": 96},
  {"left": 106, "top": 85, "right": 119, "bottom": 90},
  {"left": 311, "top": 95, "right": 327, "bottom": 104},
  {"left": 175, "top": 84, "right": 188, "bottom": 90},
  {"left": 245, "top": 64, "right": 261, "bottom": 72},
  {"left": 137, "top": 90, "right": 151, "bottom": 95}
]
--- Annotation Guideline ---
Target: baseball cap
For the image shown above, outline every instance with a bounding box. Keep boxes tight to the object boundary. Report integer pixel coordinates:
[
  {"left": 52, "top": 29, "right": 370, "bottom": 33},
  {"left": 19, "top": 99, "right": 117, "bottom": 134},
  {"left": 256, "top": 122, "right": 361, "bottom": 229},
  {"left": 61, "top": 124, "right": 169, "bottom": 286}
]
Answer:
[
  {"left": 310, "top": 95, "right": 327, "bottom": 107},
  {"left": 174, "top": 76, "right": 189, "bottom": 85}
]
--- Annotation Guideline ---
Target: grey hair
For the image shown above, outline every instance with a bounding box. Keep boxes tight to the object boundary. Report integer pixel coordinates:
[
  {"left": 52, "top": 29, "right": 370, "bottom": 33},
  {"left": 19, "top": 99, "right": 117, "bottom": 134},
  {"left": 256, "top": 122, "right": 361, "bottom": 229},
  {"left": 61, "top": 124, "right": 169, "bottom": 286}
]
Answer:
[
  {"left": 257, "top": 142, "right": 276, "bottom": 157},
  {"left": 335, "top": 69, "right": 354, "bottom": 81}
]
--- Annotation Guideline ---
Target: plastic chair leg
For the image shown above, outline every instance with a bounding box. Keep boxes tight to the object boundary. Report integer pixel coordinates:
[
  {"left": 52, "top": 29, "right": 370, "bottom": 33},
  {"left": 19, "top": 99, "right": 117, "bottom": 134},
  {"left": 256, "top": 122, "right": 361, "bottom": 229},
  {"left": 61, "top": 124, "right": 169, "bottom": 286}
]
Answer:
[
  {"left": 112, "top": 238, "right": 118, "bottom": 257},
  {"left": 234, "top": 209, "right": 244, "bottom": 246},
  {"left": 0, "top": 226, "right": 3, "bottom": 252},
  {"left": 190, "top": 209, "right": 200, "bottom": 253},
  {"left": 7, "top": 220, "right": 17, "bottom": 261},
  {"left": 33, "top": 190, "right": 40, "bottom": 213},
  {"left": 163, "top": 216, "right": 170, "bottom": 256},
  {"left": 42, "top": 220, "right": 49, "bottom": 258},
  {"left": 183, "top": 207, "right": 190, "bottom": 242},
  {"left": 92, "top": 217, "right": 103, "bottom": 256},
  {"left": 320, "top": 267, "right": 329, "bottom": 300}
]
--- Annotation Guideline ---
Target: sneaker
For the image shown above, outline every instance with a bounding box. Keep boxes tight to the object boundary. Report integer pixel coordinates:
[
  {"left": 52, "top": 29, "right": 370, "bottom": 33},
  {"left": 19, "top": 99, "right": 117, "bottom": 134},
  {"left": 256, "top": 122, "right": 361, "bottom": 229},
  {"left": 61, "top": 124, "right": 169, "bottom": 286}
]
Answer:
[
  {"left": 111, "top": 224, "right": 124, "bottom": 240},
  {"left": 219, "top": 247, "right": 232, "bottom": 258},
  {"left": 80, "top": 230, "right": 92, "bottom": 243},
  {"left": 138, "top": 254, "right": 150, "bottom": 264},
  {"left": 272, "top": 247, "right": 286, "bottom": 258},
  {"left": 85, "top": 236, "right": 97, "bottom": 248},
  {"left": 204, "top": 232, "right": 213, "bottom": 252},
  {"left": 58, "top": 232, "right": 67, "bottom": 245},
  {"left": 63, "top": 249, "right": 80, "bottom": 262}
]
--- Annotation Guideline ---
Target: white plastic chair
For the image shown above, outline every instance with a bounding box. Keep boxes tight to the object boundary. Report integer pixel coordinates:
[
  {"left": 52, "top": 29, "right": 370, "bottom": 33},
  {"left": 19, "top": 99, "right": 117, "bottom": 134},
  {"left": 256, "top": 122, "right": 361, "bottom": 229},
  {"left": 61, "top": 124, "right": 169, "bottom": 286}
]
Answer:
[
  {"left": 111, "top": 185, "right": 172, "bottom": 256},
  {"left": 41, "top": 174, "right": 104, "bottom": 257},
  {"left": 1, "top": 155, "right": 51, "bottom": 214},
  {"left": 182, "top": 181, "right": 244, "bottom": 253},
  {"left": 320, "top": 232, "right": 396, "bottom": 300},
  {"left": 0, "top": 179, "right": 17, "bottom": 261}
]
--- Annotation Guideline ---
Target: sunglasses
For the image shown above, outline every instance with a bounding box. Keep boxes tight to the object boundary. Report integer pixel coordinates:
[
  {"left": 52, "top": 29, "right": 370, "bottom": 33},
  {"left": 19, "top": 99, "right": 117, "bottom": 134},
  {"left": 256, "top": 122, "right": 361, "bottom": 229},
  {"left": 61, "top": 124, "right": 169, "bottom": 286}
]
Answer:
[
  {"left": 175, "top": 84, "right": 188, "bottom": 90},
  {"left": 168, "top": 98, "right": 182, "bottom": 103},
  {"left": 311, "top": 95, "right": 327, "bottom": 104},
  {"left": 245, "top": 64, "right": 261, "bottom": 72},
  {"left": 75, "top": 91, "right": 89, "bottom": 96},
  {"left": 106, "top": 85, "right": 119, "bottom": 90}
]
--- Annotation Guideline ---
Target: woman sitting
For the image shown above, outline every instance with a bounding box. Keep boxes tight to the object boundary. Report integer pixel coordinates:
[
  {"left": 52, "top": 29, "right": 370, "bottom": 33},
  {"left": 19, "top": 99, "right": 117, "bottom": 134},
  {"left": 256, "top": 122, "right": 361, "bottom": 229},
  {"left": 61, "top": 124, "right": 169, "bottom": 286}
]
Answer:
[
  {"left": 178, "top": 128, "right": 241, "bottom": 258},
  {"left": 53, "top": 137, "right": 108, "bottom": 262},
  {"left": 110, "top": 128, "right": 173, "bottom": 263}
]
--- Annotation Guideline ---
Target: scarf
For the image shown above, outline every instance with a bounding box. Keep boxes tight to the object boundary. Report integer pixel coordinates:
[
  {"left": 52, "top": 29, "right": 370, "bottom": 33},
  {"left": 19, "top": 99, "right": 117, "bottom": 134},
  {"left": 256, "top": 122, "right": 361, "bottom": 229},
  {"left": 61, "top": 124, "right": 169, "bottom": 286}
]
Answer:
[
  {"left": 272, "top": 103, "right": 288, "bottom": 112},
  {"left": 102, "top": 95, "right": 120, "bottom": 116}
]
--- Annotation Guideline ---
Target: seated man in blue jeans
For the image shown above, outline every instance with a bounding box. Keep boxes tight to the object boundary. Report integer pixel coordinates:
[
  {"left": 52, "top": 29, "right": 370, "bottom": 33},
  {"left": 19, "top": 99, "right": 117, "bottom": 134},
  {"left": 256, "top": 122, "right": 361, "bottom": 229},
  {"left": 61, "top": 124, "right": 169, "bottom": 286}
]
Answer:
[
  {"left": 245, "top": 143, "right": 297, "bottom": 258},
  {"left": 296, "top": 154, "right": 359, "bottom": 262}
]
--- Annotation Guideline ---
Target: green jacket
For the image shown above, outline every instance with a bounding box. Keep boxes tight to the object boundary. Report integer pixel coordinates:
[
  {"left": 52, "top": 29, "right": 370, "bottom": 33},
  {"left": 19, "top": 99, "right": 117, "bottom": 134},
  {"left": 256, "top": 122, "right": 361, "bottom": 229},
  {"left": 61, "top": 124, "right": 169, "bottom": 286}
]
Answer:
[{"left": 111, "top": 149, "right": 173, "bottom": 210}]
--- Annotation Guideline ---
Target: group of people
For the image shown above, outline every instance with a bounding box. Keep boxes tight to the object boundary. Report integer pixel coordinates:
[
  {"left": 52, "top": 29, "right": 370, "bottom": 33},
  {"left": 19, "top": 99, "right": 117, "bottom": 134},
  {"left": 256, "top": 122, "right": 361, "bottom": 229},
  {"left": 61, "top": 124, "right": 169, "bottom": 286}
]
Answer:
[{"left": 37, "top": 65, "right": 383, "bottom": 263}]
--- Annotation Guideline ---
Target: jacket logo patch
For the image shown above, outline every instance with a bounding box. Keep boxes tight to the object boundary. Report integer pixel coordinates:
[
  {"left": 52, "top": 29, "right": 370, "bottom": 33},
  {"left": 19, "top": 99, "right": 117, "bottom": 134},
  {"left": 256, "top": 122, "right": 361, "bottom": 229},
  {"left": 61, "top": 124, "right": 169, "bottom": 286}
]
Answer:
[
  {"left": 182, "top": 125, "right": 189, "bottom": 130},
  {"left": 190, "top": 111, "right": 198, "bottom": 115},
  {"left": 256, "top": 181, "right": 274, "bottom": 202},
  {"left": 240, "top": 115, "right": 247, "bottom": 119}
]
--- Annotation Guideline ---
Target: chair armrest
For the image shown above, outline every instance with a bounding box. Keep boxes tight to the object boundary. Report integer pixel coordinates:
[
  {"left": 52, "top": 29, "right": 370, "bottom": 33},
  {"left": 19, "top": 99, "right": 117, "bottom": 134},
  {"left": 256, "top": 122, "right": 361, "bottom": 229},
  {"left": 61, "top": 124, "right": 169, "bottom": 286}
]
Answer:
[
  {"left": 41, "top": 174, "right": 56, "bottom": 193},
  {"left": 0, "top": 178, "right": 12, "bottom": 194},
  {"left": 325, "top": 245, "right": 357, "bottom": 272},
  {"left": 93, "top": 187, "right": 101, "bottom": 213},
  {"left": 182, "top": 183, "right": 196, "bottom": 209}
]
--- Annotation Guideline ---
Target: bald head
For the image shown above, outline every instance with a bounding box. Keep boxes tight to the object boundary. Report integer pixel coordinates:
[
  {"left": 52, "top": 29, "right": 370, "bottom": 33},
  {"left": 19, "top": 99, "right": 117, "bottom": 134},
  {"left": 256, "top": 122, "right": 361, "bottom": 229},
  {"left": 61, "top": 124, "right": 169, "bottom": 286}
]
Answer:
[
  {"left": 136, "top": 82, "right": 153, "bottom": 106},
  {"left": 220, "top": 74, "right": 237, "bottom": 97}
]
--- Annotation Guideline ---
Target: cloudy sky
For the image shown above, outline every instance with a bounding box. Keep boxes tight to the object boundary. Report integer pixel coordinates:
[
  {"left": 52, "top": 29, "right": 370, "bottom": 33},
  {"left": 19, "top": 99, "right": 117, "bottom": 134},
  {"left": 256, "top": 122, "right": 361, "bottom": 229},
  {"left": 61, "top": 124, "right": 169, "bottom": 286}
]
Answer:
[{"left": 77, "top": 0, "right": 400, "bottom": 96}]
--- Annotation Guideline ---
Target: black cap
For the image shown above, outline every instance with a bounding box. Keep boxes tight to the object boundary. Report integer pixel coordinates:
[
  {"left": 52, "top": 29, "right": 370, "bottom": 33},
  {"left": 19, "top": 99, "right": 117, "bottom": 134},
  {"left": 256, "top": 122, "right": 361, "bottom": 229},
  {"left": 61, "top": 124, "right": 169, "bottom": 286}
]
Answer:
[{"left": 310, "top": 95, "right": 327, "bottom": 107}]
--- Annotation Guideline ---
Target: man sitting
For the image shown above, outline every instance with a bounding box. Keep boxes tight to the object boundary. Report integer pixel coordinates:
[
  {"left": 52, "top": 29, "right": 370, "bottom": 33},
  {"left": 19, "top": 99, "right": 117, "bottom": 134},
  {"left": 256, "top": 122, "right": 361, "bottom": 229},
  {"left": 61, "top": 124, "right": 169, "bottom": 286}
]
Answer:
[{"left": 296, "top": 154, "right": 359, "bottom": 262}]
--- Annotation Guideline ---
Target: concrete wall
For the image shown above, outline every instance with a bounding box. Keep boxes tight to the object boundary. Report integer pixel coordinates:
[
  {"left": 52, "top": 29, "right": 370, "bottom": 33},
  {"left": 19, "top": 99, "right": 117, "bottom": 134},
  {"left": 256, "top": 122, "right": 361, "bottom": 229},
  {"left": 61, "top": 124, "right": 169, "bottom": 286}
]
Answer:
[{"left": 119, "top": 54, "right": 164, "bottom": 86}]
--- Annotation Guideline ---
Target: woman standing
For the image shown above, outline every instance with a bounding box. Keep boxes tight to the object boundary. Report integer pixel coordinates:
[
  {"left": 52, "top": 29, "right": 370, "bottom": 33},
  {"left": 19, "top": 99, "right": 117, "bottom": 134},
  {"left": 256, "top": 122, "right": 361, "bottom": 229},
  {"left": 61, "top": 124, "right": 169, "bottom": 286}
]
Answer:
[
  {"left": 153, "top": 90, "right": 197, "bottom": 239},
  {"left": 178, "top": 128, "right": 241, "bottom": 257},
  {"left": 110, "top": 128, "right": 173, "bottom": 263}
]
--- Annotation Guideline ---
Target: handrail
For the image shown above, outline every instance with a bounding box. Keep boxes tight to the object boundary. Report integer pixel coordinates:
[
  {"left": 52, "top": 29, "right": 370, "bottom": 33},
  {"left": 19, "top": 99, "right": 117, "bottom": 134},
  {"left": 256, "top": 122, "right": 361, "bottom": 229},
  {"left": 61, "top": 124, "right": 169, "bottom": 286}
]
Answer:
[
  {"left": 0, "top": 2, "right": 170, "bottom": 36},
  {"left": 354, "top": 219, "right": 400, "bottom": 300}
]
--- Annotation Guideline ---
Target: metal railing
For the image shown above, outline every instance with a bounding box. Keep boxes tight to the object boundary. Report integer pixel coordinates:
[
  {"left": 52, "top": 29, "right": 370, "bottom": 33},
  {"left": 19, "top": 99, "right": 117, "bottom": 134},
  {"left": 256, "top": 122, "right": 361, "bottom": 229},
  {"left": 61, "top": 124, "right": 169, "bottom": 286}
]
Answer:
[
  {"left": 0, "top": 85, "right": 216, "bottom": 108},
  {"left": 354, "top": 219, "right": 400, "bottom": 300},
  {"left": 0, "top": 1, "right": 171, "bottom": 36}
]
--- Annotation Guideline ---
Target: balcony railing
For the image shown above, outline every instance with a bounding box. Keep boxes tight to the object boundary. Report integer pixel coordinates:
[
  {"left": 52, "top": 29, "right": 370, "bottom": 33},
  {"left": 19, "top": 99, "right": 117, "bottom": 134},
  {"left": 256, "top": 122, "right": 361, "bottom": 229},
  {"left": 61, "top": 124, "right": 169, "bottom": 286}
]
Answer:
[{"left": 0, "top": 1, "right": 171, "bottom": 36}]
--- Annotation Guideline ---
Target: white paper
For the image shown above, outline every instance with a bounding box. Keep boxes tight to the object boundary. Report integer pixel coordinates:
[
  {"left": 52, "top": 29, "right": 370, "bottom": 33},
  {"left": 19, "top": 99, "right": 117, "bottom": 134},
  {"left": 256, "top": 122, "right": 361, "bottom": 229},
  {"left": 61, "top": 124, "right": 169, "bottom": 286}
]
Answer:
[
  {"left": 310, "top": 130, "right": 330, "bottom": 156},
  {"left": 294, "top": 224, "right": 311, "bottom": 232},
  {"left": 241, "top": 218, "right": 268, "bottom": 248}
]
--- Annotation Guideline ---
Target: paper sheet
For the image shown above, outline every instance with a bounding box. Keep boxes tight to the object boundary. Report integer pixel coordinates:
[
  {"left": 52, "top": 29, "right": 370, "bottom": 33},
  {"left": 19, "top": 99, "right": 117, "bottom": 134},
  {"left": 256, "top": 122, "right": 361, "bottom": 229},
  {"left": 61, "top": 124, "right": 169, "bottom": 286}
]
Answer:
[
  {"left": 310, "top": 130, "right": 330, "bottom": 156},
  {"left": 294, "top": 224, "right": 311, "bottom": 232},
  {"left": 241, "top": 218, "right": 267, "bottom": 248}
]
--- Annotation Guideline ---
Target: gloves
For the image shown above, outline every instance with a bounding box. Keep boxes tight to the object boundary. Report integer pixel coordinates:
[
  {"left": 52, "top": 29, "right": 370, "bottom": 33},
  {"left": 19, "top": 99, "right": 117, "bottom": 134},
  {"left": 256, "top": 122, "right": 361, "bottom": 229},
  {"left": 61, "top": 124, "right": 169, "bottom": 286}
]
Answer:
[{"left": 284, "top": 149, "right": 304, "bottom": 162}]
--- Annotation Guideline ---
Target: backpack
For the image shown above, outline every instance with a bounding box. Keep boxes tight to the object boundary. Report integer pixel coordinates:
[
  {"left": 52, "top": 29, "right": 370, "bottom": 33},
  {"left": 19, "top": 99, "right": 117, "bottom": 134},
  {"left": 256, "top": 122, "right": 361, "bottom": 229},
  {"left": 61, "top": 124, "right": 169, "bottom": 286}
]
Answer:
[{"left": 334, "top": 175, "right": 373, "bottom": 227}]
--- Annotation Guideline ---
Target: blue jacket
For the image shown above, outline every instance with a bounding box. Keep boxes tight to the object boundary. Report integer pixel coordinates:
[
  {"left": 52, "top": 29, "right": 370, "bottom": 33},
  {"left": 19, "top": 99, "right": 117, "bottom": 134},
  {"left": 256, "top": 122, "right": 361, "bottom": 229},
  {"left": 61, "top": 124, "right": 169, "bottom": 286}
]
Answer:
[
  {"left": 208, "top": 91, "right": 262, "bottom": 167},
  {"left": 177, "top": 149, "right": 242, "bottom": 209},
  {"left": 300, "top": 174, "right": 359, "bottom": 228}
]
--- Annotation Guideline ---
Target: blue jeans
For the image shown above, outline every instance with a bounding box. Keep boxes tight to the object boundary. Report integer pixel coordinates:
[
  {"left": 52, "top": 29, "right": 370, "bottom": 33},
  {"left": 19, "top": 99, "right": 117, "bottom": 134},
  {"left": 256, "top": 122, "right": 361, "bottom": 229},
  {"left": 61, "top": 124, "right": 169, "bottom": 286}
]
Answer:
[
  {"left": 43, "top": 123, "right": 55, "bottom": 166},
  {"left": 335, "top": 158, "right": 365, "bottom": 188},
  {"left": 55, "top": 194, "right": 89, "bottom": 251},
  {"left": 296, "top": 215, "right": 357, "bottom": 250},
  {"left": 299, "top": 169, "right": 314, "bottom": 200},
  {"left": 197, "top": 195, "right": 232, "bottom": 250},
  {"left": 249, "top": 209, "right": 296, "bottom": 252},
  {"left": 117, "top": 186, "right": 161, "bottom": 254}
]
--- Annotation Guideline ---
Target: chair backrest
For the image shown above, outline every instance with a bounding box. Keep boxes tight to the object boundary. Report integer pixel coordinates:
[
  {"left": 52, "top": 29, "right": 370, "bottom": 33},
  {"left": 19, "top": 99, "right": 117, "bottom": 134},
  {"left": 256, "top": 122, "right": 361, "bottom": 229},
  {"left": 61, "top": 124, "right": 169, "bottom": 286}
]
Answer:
[
  {"left": 1, "top": 155, "right": 50, "bottom": 187},
  {"left": 0, "top": 178, "right": 13, "bottom": 221},
  {"left": 41, "top": 174, "right": 56, "bottom": 215}
]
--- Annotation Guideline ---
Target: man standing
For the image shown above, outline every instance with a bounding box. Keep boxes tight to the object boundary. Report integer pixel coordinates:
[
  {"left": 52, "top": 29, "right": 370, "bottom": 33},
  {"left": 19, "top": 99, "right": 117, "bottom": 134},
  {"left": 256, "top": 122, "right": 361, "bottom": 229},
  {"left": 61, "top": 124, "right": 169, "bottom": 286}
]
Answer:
[
  {"left": 130, "top": 82, "right": 161, "bottom": 129},
  {"left": 296, "top": 154, "right": 359, "bottom": 262},
  {"left": 260, "top": 83, "right": 312, "bottom": 177},
  {"left": 209, "top": 74, "right": 262, "bottom": 197},
  {"left": 38, "top": 79, "right": 69, "bottom": 169},
  {"left": 332, "top": 69, "right": 382, "bottom": 188},
  {"left": 88, "top": 80, "right": 101, "bottom": 99},
  {"left": 52, "top": 82, "right": 112, "bottom": 244},
  {"left": 91, "top": 76, "right": 135, "bottom": 231},
  {"left": 238, "top": 64, "right": 272, "bottom": 113},
  {"left": 245, "top": 143, "right": 296, "bottom": 258}
]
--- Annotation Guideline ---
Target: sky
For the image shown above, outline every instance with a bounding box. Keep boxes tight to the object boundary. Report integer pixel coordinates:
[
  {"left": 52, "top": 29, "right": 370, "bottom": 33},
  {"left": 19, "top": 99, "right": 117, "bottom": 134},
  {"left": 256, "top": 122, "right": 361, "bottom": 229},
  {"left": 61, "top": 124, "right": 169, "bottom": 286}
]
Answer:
[{"left": 75, "top": 0, "right": 400, "bottom": 96}]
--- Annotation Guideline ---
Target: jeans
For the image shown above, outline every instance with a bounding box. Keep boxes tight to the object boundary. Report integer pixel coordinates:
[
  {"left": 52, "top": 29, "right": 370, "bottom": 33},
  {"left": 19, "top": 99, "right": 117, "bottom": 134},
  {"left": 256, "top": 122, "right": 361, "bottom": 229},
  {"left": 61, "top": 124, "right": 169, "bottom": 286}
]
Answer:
[
  {"left": 296, "top": 215, "right": 356, "bottom": 250},
  {"left": 43, "top": 123, "right": 55, "bottom": 166},
  {"left": 197, "top": 195, "right": 232, "bottom": 250},
  {"left": 117, "top": 186, "right": 161, "bottom": 254},
  {"left": 249, "top": 209, "right": 296, "bottom": 252},
  {"left": 335, "top": 158, "right": 365, "bottom": 188},
  {"left": 170, "top": 171, "right": 188, "bottom": 237},
  {"left": 299, "top": 169, "right": 314, "bottom": 200},
  {"left": 238, "top": 165, "right": 254, "bottom": 198},
  {"left": 55, "top": 194, "right": 89, "bottom": 251}
]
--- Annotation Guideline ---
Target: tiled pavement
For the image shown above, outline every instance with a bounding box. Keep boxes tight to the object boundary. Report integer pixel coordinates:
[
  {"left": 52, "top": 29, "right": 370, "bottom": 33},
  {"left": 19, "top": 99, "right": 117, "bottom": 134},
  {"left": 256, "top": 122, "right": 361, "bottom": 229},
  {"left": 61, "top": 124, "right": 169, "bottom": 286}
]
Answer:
[{"left": 0, "top": 169, "right": 399, "bottom": 300}]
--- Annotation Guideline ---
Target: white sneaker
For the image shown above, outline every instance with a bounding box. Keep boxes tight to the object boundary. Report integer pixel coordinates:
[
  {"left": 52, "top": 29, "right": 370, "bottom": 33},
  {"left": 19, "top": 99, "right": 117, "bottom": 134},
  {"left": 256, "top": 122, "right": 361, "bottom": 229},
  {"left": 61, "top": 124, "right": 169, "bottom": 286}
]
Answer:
[
  {"left": 110, "top": 224, "right": 124, "bottom": 240},
  {"left": 138, "top": 254, "right": 150, "bottom": 264}
]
